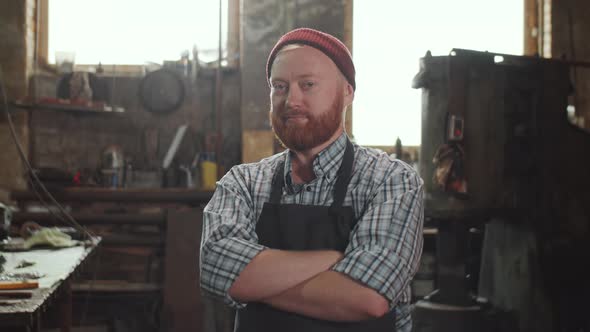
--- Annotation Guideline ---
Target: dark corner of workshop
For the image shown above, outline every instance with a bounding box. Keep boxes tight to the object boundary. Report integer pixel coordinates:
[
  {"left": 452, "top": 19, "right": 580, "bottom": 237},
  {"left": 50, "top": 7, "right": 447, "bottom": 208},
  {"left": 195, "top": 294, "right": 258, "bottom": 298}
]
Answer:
[{"left": 0, "top": 1, "right": 589, "bottom": 332}]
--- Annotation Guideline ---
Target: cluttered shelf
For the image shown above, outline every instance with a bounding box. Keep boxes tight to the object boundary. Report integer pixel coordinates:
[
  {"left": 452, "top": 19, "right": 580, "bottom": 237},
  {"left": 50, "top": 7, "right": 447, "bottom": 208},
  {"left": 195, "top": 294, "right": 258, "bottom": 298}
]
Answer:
[
  {"left": 11, "top": 187, "right": 214, "bottom": 205},
  {"left": 10, "top": 98, "right": 125, "bottom": 114}
]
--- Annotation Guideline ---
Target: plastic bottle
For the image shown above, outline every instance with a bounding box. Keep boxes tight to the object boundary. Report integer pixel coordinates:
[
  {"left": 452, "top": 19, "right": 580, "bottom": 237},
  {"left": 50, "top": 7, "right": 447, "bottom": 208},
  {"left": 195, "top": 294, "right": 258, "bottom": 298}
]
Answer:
[{"left": 201, "top": 152, "right": 218, "bottom": 191}]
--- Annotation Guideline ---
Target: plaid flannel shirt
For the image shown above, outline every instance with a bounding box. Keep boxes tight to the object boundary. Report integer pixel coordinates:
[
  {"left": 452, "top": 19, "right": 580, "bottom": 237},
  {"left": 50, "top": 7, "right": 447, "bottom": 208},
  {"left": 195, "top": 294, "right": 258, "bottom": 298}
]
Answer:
[{"left": 201, "top": 133, "right": 424, "bottom": 331}]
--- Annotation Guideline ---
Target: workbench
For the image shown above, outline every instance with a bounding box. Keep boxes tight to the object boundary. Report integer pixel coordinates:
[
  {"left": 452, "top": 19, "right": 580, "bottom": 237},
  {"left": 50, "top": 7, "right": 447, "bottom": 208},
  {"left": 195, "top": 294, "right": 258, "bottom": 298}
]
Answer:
[
  {"left": 10, "top": 187, "right": 216, "bottom": 332},
  {"left": 0, "top": 240, "right": 99, "bottom": 331}
]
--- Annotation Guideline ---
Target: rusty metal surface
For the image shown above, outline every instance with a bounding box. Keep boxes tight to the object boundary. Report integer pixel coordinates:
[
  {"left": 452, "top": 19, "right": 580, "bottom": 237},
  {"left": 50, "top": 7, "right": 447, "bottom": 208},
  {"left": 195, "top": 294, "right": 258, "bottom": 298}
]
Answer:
[
  {"left": 0, "top": 287, "right": 54, "bottom": 315},
  {"left": 415, "top": 49, "right": 590, "bottom": 332},
  {"left": 0, "top": 240, "right": 99, "bottom": 327},
  {"left": 416, "top": 50, "right": 590, "bottom": 218}
]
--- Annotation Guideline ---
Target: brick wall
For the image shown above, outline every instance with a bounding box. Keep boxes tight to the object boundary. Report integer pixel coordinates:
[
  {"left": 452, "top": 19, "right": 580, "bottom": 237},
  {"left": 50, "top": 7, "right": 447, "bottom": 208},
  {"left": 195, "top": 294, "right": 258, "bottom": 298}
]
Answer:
[
  {"left": 29, "top": 69, "right": 242, "bottom": 181},
  {"left": 0, "top": 0, "right": 241, "bottom": 196},
  {"left": 0, "top": 0, "right": 35, "bottom": 199}
]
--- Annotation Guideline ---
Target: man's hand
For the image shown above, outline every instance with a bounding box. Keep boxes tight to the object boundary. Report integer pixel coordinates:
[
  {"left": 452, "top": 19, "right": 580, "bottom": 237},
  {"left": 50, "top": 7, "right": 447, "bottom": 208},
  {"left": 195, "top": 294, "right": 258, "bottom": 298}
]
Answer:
[
  {"left": 262, "top": 270, "right": 389, "bottom": 322},
  {"left": 228, "top": 249, "right": 343, "bottom": 302}
]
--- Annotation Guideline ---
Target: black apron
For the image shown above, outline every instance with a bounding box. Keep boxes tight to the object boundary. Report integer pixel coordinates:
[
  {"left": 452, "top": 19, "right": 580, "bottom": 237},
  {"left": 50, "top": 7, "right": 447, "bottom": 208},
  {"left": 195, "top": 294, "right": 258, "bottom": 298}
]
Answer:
[{"left": 235, "top": 139, "right": 396, "bottom": 332}]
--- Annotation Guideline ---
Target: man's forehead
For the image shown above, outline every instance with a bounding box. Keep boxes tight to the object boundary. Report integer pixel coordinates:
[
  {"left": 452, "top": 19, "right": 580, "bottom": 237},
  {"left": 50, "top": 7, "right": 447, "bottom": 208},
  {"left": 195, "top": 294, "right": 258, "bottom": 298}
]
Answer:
[
  {"left": 278, "top": 43, "right": 306, "bottom": 52},
  {"left": 274, "top": 44, "right": 325, "bottom": 59},
  {"left": 271, "top": 45, "right": 339, "bottom": 76}
]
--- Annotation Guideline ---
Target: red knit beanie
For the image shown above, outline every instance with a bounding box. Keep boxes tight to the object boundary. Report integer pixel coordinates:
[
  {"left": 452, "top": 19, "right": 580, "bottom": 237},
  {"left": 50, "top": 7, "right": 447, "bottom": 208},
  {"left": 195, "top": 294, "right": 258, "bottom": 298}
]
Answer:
[{"left": 266, "top": 28, "right": 356, "bottom": 90}]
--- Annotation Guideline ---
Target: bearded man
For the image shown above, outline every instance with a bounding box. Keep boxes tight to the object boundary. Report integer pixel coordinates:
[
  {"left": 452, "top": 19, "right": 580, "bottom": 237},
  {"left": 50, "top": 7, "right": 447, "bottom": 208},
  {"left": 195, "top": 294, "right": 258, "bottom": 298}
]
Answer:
[{"left": 200, "top": 28, "right": 424, "bottom": 332}]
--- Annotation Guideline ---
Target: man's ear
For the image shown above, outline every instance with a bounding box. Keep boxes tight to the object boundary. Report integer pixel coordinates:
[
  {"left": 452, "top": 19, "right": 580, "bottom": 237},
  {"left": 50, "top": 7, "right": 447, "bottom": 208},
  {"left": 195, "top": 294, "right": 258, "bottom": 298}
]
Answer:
[{"left": 343, "top": 82, "right": 354, "bottom": 107}]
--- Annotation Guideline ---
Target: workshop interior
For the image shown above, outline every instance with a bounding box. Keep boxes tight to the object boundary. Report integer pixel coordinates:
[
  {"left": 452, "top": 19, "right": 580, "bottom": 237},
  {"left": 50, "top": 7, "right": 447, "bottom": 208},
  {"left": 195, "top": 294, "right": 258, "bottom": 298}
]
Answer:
[{"left": 1, "top": 0, "right": 589, "bottom": 331}]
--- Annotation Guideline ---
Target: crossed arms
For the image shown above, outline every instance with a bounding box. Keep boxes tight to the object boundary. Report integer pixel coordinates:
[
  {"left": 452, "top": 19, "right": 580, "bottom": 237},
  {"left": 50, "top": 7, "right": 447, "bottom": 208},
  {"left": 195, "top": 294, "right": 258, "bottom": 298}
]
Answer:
[
  {"left": 228, "top": 249, "right": 389, "bottom": 321},
  {"left": 200, "top": 165, "right": 424, "bottom": 322}
]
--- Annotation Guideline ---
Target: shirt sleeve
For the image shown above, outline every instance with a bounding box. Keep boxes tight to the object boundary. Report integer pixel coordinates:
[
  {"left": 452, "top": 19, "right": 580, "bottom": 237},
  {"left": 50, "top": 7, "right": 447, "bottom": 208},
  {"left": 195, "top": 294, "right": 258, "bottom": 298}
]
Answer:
[
  {"left": 200, "top": 166, "right": 267, "bottom": 308},
  {"left": 331, "top": 165, "right": 424, "bottom": 308}
]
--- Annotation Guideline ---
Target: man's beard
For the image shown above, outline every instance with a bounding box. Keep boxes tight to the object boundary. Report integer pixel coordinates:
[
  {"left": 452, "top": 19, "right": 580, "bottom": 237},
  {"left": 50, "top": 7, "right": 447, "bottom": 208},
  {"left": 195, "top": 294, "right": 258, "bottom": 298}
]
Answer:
[{"left": 270, "top": 94, "right": 344, "bottom": 151}]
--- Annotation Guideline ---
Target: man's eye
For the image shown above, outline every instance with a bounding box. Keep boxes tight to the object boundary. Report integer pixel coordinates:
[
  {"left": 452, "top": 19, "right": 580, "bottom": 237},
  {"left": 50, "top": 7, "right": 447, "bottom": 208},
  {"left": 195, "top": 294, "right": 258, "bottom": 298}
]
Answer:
[
  {"left": 303, "top": 81, "right": 315, "bottom": 89},
  {"left": 272, "top": 83, "right": 287, "bottom": 91}
]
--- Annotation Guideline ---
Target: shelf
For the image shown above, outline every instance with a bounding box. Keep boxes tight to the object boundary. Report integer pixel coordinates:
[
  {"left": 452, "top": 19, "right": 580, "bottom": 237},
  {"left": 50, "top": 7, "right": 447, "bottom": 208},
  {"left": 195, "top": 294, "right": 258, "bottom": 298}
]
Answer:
[
  {"left": 11, "top": 187, "right": 214, "bottom": 205},
  {"left": 10, "top": 99, "right": 125, "bottom": 114},
  {"left": 72, "top": 281, "right": 161, "bottom": 293}
]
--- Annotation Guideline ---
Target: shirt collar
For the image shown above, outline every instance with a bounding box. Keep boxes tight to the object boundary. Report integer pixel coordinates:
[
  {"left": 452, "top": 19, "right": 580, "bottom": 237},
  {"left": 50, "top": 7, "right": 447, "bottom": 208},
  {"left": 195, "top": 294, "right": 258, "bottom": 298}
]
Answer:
[{"left": 284, "top": 133, "right": 349, "bottom": 186}]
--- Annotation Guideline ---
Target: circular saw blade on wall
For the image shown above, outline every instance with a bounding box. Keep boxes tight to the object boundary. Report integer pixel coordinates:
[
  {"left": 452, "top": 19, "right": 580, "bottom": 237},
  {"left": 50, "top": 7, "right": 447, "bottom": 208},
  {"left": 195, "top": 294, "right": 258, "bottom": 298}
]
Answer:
[{"left": 139, "top": 69, "right": 185, "bottom": 114}]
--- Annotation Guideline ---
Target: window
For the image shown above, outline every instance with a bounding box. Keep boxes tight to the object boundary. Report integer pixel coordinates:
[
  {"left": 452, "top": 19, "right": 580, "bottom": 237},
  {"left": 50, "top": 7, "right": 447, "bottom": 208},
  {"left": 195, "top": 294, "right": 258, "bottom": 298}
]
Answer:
[
  {"left": 353, "top": 0, "right": 523, "bottom": 146},
  {"left": 48, "top": 0, "right": 228, "bottom": 65}
]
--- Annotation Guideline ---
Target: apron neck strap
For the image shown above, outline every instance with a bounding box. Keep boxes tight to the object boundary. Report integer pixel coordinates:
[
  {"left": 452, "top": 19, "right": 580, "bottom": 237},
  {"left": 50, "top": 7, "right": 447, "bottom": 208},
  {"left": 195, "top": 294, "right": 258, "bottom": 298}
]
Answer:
[
  {"left": 331, "top": 138, "right": 354, "bottom": 209},
  {"left": 269, "top": 159, "right": 285, "bottom": 204},
  {"left": 268, "top": 138, "right": 355, "bottom": 207}
]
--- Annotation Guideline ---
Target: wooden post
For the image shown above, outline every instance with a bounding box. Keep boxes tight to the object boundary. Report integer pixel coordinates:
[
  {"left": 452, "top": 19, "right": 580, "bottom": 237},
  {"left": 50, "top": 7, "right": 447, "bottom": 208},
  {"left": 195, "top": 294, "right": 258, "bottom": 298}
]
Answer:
[
  {"left": 215, "top": 0, "right": 224, "bottom": 179},
  {"left": 344, "top": 0, "right": 354, "bottom": 136},
  {"left": 59, "top": 281, "right": 72, "bottom": 332},
  {"left": 161, "top": 209, "right": 205, "bottom": 332},
  {"left": 36, "top": 0, "right": 49, "bottom": 65},
  {"left": 227, "top": 0, "right": 240, "bottom": 69},
  {"left": 524, "top": 0, "right": 539, "bottom": 56}
]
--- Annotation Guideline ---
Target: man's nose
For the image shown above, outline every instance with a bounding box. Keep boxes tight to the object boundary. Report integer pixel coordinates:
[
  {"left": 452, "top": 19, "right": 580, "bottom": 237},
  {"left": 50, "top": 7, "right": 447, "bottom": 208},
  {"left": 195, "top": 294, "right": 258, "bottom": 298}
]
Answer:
[{"left": 286, "top": 85, "right": 303, "bottom": 109}]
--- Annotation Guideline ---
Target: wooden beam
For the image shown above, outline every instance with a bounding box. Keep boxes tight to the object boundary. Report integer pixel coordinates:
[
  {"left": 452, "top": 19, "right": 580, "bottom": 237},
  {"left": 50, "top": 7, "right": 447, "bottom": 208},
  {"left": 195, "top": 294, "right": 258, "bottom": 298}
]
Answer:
[
  {"left": 524, "top": 0, "right": 539, "bottom": 56},
  {"left": 227, "top": 0, "right": 240, "bottom": 68},
  {"left": 161, "top": 209, "right": 204, "bottom": 332},
  {"left": 344, "top": 0, "right": 354, "bottom": 136},
  {"left": 36, "top": 0, "right": 48, "bottom": 65},
  {"left": 242, "top": 130, "right": 275, "bottom": 163}
]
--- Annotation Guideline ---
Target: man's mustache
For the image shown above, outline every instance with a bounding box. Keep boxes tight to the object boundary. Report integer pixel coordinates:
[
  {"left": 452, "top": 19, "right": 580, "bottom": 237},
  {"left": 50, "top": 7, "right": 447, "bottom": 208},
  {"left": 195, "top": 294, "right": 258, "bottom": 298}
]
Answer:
[{"left": 277, "top": 108, "right": 309, "bottom": 118}]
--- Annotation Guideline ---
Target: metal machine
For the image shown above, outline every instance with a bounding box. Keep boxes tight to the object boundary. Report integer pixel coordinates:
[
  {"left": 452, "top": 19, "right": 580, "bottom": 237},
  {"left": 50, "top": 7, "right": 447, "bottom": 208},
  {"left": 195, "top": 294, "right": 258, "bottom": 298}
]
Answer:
[{"left": 412, "top": 49, "right": 590, "bottom": 332}]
